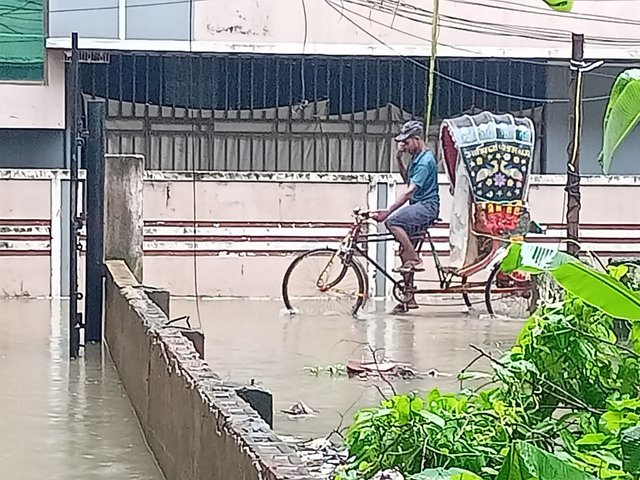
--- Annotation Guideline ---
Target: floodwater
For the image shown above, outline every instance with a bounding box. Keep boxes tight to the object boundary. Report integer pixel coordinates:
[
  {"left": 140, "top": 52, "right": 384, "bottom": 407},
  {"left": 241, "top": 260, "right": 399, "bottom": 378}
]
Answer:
[
  {"left": 0, "top": 299, "right": 163, "bottom": 480},
  {"left": 171, "top": 298, "right": 525, "bottom": 440}
]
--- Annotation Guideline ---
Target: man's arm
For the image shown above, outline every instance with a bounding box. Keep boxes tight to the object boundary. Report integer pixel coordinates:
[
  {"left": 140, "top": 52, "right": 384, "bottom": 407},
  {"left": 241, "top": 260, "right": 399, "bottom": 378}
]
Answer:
[
  {"left": 387, "top": 184, "right": 416, "bottom": 215},
  {"left": 372, "top": 183, "right": 416, "bottom": 221},
  {"left": 397, "top": 151, "right": 408, "bottom": 184}
]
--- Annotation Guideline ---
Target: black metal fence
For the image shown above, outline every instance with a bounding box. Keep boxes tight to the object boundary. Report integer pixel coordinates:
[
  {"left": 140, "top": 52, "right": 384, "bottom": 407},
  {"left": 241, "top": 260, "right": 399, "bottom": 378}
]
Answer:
[{"left": 80, "top": 53, "right": 548, "bottom": 172}]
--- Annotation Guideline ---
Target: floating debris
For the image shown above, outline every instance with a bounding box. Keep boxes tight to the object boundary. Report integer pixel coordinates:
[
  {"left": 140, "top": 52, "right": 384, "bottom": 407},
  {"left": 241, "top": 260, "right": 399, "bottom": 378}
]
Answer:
[
  {"left": 346, "top": 359, "right": 424, "bottom": 380},
  {"left": 281, "top": 400, "right": 317, "bottom": 417},
  {"left": 304, "top": 364, "right": 347, "bottom": 377},
  {"left": 425, "top": 368, "right": 452, "bottom": 378},
  {"left": 293, "top": 436, "right": 349, "bottom": 479}
]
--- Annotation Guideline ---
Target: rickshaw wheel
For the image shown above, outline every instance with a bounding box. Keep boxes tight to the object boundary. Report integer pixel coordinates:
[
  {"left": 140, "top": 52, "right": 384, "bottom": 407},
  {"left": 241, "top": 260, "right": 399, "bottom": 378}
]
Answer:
[
  {"left": 485, "top": 264, "right": 538, "bottom": 318},
  {"left": 392, "top": 280, "right": 415, "bottom": 304}
]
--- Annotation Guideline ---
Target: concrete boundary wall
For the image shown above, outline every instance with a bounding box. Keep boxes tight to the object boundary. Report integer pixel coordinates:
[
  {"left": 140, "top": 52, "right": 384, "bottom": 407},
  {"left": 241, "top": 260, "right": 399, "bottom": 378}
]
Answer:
[
  {"left": 104, "top": 259, "right": 308, "bottom": 480},
  {"left": 2, "top": 168, "right": 640, "bottom": 299}
]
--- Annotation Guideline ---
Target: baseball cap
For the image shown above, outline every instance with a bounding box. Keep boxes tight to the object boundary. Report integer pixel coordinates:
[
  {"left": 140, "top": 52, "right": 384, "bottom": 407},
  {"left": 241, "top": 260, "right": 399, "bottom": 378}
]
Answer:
[{"left": 394, "top": 120, "right": 424, "bottom": 141}]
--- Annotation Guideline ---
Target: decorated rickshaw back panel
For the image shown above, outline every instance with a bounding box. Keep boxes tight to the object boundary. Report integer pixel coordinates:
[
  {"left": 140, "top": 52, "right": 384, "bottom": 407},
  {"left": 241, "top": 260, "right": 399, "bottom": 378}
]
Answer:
[{"left": 440, "top": 112, "right": 536, "bottom": 240}]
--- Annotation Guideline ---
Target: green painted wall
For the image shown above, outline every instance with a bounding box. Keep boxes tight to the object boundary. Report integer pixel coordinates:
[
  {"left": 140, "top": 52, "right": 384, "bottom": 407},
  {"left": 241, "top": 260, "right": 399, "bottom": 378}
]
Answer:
[{"left": 0, "top": 0, "right": 44, "bottom": 81}]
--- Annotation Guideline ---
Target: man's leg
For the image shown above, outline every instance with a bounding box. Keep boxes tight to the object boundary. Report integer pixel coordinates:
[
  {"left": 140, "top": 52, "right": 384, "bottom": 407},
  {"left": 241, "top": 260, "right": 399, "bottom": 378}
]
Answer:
[{"left": 386, "top": 205, "right": 423, "bottom": 270}]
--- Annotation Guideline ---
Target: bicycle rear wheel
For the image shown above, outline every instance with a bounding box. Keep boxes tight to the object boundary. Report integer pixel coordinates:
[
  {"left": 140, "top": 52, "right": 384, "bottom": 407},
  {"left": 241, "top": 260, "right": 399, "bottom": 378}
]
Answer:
[
  {"left": 282, "top": 248, "right": 367, "bottom": 317},
  {"left": 485, "top": 264, "right": 538, "bottom": 318}
]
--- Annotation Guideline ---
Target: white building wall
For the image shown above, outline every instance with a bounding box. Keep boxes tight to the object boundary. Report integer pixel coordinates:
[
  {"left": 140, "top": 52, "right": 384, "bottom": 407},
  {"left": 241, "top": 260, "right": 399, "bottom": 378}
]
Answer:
[
  {"left": 0, "top": 50, "right": 66, "bottom": 130},
  {"left": 47, "top": 0, "right": 640, "bottom": 59}
]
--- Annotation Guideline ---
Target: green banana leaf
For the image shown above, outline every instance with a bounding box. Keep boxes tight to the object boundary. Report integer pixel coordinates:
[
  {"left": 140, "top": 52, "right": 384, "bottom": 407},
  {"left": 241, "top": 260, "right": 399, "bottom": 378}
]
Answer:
[
  {"left": 496, "top": 441, "right": 595, "bottom": 480},
  {"left": 501, "top": 243, "right": 640, "bottom": 320},
  {"left": 541, "top": 0, "right": 573, "bottom": 12},
  {"left": 409, "top": 467, "right": 482, "bottom": 480},
  {"left": 599, "top": 69, "right": 640, "bottom": 174}
]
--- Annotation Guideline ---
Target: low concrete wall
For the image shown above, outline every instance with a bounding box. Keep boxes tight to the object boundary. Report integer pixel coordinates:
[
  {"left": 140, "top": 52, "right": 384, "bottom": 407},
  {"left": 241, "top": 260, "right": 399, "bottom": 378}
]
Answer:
[{"left": 105, "top": 259, "right": 308, "bottom": 480}]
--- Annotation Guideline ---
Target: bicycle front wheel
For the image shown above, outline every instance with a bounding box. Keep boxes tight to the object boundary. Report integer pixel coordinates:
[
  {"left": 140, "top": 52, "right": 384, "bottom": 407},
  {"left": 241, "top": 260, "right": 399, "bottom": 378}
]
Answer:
[{"left": 282, "top": 248, "right": 367, "bottom": 317}]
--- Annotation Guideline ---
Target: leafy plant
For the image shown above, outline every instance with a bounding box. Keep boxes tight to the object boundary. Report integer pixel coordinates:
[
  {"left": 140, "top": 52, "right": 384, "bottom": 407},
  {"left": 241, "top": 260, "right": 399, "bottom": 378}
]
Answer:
[
  {"left": 541, "top": 0, "right": 573, "bottom": 12},
  {"left": 501, "top": 243, "right": 640, "bottom": 320},
  {"left": 339, "top": 253, "right": 640, "bottom": 480},
  {"left": 409, "top": 467, "right": 483, "bottom": 480},
  {"left": 496, "top": 441, "right": 594, "bottom": 480}
]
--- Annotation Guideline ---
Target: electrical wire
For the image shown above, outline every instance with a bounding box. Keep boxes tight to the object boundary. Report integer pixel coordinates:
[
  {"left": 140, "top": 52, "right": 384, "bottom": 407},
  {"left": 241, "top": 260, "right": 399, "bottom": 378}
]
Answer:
[
  {"left": 36, "top": 0, "right": 640, "bottom": 31},
  {"left": 334, "top": 0, "right": 640, "bottom": 46},
  {"left": 188, "top": 0, "right": 203, "bottom": 329},
  {"left": 4, "top": 0, "right": 639, "bottom": 51},
  {"left": 323, "top": 0, "right": 611, "bottom": 104}
]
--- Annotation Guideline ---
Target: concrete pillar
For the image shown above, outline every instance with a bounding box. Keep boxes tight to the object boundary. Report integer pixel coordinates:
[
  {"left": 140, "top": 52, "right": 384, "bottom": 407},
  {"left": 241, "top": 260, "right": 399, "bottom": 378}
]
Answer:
[{"left": 104, "top": 154, "right": 145, "bottom": 283}]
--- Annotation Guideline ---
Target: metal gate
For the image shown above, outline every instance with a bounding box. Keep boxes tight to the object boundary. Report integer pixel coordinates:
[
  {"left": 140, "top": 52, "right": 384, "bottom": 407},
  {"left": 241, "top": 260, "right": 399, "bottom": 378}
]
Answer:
[{"left": 80, "top": 54, "right": 548, "bottom": 173}]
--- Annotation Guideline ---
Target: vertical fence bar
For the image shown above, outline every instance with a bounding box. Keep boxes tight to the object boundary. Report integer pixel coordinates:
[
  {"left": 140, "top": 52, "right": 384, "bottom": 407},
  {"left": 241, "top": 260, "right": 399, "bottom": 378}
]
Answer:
[
  {"left": 262, "top": 56, "right": 268, "bottom": 170},
  {"left": 249, "top": 57, "right": 255, "bottom": 171},
  {"left": 288, "top": 58, "right": 293, "bottom": 171},
  {"left": 84, "top": 99, "right": 106, "bottom": 343},
  {"left": 236, "top": 57, "right": 242, "bottom": 171},
  {"left": 69, "top": 32, "right": 81, "bottom": 359},
  {"left": 274, "top": 56, "right": 280, "bottom": 171},
  {"left": 312, "top": 58, "right": 318, "bottom": 172}
]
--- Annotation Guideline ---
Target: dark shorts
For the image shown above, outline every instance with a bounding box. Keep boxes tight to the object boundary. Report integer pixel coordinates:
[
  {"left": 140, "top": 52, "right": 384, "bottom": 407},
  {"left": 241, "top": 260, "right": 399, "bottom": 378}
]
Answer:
[{"left": 386, "top": 202, "right": 439, "bottom": 246}]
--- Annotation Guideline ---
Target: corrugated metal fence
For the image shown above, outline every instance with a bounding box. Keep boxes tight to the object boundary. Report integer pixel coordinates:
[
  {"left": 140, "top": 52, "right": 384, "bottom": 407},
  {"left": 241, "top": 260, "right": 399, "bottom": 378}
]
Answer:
[{"left": 80, "top": 54, "right": 547, "bottom": 172}]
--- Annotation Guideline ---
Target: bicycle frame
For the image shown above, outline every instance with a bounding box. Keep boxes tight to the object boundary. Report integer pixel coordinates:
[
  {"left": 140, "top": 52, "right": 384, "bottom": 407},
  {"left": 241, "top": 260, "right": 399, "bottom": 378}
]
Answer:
[{"left": 335, "top": 209, "right": 525, "bottom": 300}]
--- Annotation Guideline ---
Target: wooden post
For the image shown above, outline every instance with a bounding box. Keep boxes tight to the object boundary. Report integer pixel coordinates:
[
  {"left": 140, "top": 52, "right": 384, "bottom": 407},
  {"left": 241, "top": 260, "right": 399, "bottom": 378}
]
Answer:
[{"left": 565, "top": 33, "right": 584, "bottom": 257}]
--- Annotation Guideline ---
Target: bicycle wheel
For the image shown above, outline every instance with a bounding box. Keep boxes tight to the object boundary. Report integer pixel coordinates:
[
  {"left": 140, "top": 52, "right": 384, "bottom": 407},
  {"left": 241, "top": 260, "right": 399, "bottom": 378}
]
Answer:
[
  {"left": 484, "top": 264, "right": 538, "bottom": 318},
  {"left": 282, "top": 248, "right": 368, "bottom": 317}
]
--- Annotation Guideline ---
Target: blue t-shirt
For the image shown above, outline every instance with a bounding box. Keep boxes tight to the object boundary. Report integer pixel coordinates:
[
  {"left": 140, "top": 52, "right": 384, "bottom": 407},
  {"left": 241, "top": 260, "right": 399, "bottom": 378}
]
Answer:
[{"left": 407, "top": 150, "right": 439, "bottom": 206}]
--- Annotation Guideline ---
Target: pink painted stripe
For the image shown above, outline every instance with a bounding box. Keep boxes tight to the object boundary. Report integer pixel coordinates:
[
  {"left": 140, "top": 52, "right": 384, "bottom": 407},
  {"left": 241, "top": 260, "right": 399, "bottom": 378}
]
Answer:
[
  {"left": 0, "top": 219, "right": 51, "bottom": 226},
  {"left": 0, "top": 250, "right": 50, "bottom": 257}
]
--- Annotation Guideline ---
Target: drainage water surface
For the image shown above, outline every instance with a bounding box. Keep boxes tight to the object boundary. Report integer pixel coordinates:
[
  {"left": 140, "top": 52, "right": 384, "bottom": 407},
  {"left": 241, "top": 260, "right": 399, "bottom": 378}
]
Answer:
[
  {"left": 171, "top": 299, "right": 524, "bottom": 440},
  {"left": 0, "top": 299, "right": 163, "bottom": 480}
]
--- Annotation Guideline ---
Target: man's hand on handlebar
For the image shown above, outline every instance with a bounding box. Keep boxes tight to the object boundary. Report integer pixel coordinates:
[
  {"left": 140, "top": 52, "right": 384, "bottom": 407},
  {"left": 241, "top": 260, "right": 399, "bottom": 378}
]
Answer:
[{"left": 371, "top": 209, "right": 390, "bottom": 222}]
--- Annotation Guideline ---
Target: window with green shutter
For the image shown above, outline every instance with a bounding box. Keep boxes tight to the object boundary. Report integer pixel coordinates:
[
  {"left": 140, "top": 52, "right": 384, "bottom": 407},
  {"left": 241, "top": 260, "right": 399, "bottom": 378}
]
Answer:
[{"left": 0, "top": 0, "right": 45, "bottom": 82}]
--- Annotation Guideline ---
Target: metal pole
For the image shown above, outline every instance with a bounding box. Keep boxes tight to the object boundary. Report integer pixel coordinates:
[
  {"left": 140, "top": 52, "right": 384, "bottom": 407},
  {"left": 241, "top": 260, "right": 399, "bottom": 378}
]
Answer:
[
  {"left": 69, "top": 32, "right": 81, "bottom": 358},
  {"left": 565, "top": 33, "right": 584, "bottom": 257},
  {"left": 84, "top": 99, "right": 106, "bottom": 343}
]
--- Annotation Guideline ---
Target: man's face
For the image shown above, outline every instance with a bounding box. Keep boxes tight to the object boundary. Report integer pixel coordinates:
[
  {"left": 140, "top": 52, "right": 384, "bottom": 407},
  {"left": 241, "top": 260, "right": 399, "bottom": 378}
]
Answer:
[{"left": 398, "top": 136, "right": 421, "bottom": 155}]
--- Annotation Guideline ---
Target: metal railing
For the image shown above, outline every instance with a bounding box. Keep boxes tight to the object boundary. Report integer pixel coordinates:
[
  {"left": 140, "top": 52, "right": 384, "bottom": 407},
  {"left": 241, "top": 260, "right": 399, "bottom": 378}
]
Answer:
[{"left": 80, "top": 53, "right": 547, "bottom": 172}]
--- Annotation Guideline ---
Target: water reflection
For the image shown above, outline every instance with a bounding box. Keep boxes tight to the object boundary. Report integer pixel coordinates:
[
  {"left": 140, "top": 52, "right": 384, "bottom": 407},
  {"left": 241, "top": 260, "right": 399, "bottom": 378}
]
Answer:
[{"left": 0, "top": 299, "right": 162, "bottom": 480}]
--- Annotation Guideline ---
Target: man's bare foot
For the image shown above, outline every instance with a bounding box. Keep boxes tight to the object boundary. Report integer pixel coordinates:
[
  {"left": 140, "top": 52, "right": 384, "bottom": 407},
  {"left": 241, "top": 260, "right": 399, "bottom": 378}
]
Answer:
[
  {"left": 398, "top": 260, "right": 425, "bottom": 273},
  {"left": 393, "top": 259, "right": 425, "bottom": 273}
]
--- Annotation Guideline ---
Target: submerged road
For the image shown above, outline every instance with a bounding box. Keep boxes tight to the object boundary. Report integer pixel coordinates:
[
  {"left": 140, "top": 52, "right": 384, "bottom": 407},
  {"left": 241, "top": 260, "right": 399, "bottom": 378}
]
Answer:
[
  {"left": 0, "top": 299, "right": 163, "bottom": 480},
  {"left": 171, "top": 299, "right": 524, "bottom": 440}
]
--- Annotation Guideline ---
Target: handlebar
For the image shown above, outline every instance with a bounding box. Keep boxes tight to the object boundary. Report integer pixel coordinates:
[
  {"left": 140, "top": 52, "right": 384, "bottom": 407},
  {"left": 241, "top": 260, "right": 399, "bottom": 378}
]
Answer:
[{"left": 352, "top": 207, "right": 373, "bottom": 220}]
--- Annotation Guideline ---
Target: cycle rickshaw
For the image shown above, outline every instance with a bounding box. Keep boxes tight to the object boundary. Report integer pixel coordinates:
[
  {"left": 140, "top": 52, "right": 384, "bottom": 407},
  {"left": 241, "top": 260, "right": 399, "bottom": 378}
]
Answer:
[{"left": 281, "top": 111, "right": 542, "bottom": 317}]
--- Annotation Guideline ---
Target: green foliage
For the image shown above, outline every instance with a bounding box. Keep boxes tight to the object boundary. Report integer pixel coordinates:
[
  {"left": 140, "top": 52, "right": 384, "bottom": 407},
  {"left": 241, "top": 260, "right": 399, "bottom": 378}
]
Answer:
[
  {"left": 501, "top": 243, "right": 640, "bottom": 320},
  {"left": 339, "top": 258, "right": 640, "bottom": 480},
  {"left": 541, "top": 0, "right": 573, "bottom": 12},
  {"left": 409, "top": 467, "right": 483, "bottom": 480},
  {"left": 599, "top": 69, "right": 640, "bottom": 174},
  {"left": 496, "top": 441, "right": 594, "bottom": 480}
]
